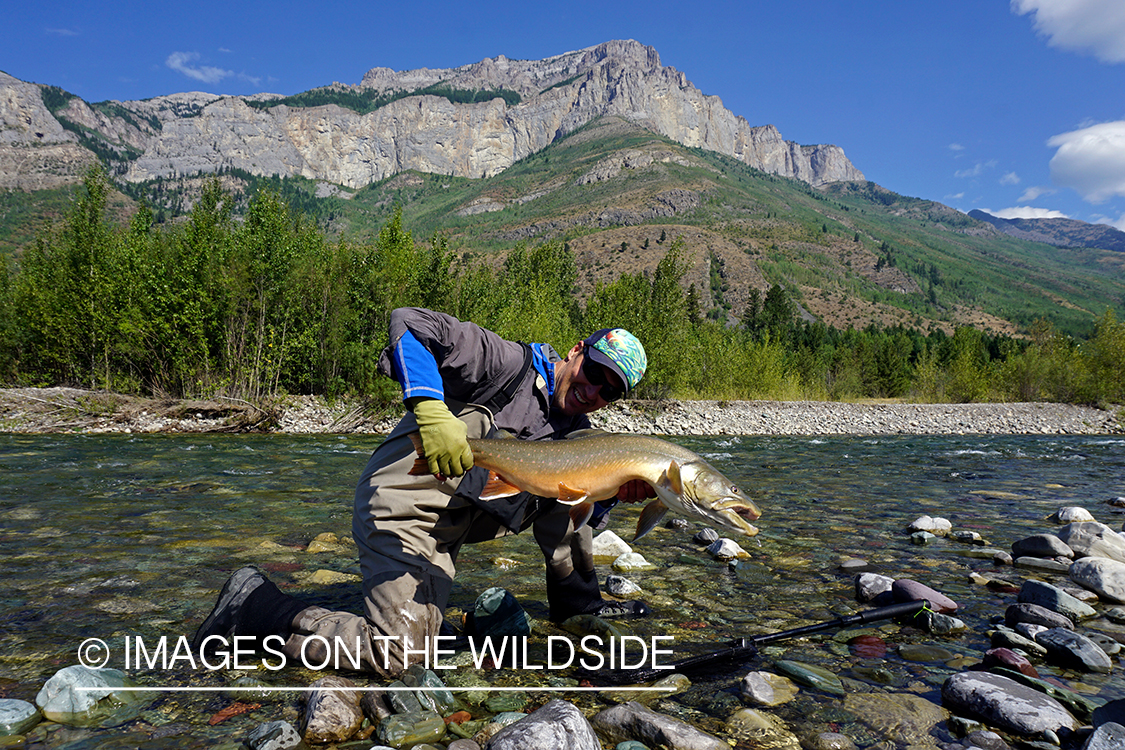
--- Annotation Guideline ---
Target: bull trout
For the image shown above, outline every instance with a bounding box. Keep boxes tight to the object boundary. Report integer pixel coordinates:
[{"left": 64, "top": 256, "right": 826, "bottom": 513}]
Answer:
[{"left": 408, "top": 430, "right": 760, "bottom": 540}]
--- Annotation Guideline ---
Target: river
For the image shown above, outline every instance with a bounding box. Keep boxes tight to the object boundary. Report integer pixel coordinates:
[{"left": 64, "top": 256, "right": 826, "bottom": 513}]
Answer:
[{"left": 2, "top": 432, "right": 1124, "bottom": 747}]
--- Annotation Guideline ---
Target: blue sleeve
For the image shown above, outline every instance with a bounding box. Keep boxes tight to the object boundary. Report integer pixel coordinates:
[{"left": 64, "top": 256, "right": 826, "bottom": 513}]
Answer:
[{"left": 390, "top": 330, "right": 444, "bottom": 401}]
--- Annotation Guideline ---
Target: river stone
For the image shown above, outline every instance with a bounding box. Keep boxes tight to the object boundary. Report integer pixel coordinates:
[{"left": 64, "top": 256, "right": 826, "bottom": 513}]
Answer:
[
  {"left": 1034, "top": 628, "right": 1114, "bottom": 673},
  {"left": 739, "top": 671, "right": 799, "bottom": 706},
  {"left": 0, "top": 699, "right": 40, "bottom": 736},
  {"left": 706, "top": 538, "right": 749, "bottom": 560},
  {"left": 1018, "top": 579, "right": 1097, "bottom": 620},
  {"left": 920, "top": 610, "right": 967, "bottom": 635},
  {"left": 805, "top": 732, "right": 857, "bottom": 750},
  {"left": 724, "top": 708, "right": 800, "bottom": 748},
  {"left": 940, "top": 672, "right": 1079, "bottom": 736},
  {"left": 989, "top": 628, "right": 1048, "bottom": 658},
  {"left": 34, "top": 665, "right": 145, "bottom": 727},
  {"left": 1014, "top": 556, "right": 1072, "bottom": 574},
  {"left": 1085, "top": 722, "right": 1125, "bottom": 750},
  {"left": 612, "top": 552, "right": 654, "bottom": 571},
  {"left": 898, "top": 644, "right": 955, "bottom": 662},
  {"left": 990, "top": 668, "right": 1103, "bottom": 722},
  {"left": 1070, "top": 556, "right": 1125, "bottom": 603},
  {"left": 908, "top": 515, "right": 952, "bottom": 535},
  {"left": 301, "top": 675, "right": 363, "bottom": 744},
  {"left": 1056, "top": 522, "right": 1125, "bottom": 562},
  {"left": 911, "top": 530, "right": 935, "bottom": 545},
  {"left": 854, "top": 573, "right": 894, "bottom": 602},
  {"left": 891, "top": 579, "right": 958, "bottom": 613},
  {"left": 773, "top": 660, "right": 845, "bottom": 696},
  {"left": 246, "top": 720, "right": 302, "bottom": 750},
  {"left": 1011, "top": 534, "right": 1074, "bottom": 559},
  {"left": 359, "top": 689, "right": 393, "bottom": 722},
  {"left": 483, "top": 699, "right": 599, "bottom": 750},
  {"left": 473, "top": 587, "right": 531, "bottom": 638},
  {"left": 594, "top": 530, "right": 633, "bottom": 558},
  {"left": 448, "top": 741, "right": 481, "bottom": 750},
  {"left": 982, "top": 648, "right": 1039, "bottom": 679},
  {"left": 692, "top": 528, "right": 719, "bottom": 545},
  {"left": 591, "top": 701, "right": 727, "bottom": 750},
  {"left": 1005, "top": 602, "right": 1074, "bottom": 630},
  {"left": 843, "top": 693, "right": 948, "bottom": 747},
  {"left": 377, "top": 710, "right": 447, "bottom": 748},
  {"left": 1093, "top": 698, "right": 1125, "bottom": 727},
  {"left": 1050, "top": 506, "right": 1096, "bottom": 523},
  {"left": 1014, "top": 622, "right": 1047, "bottom": 642},
  {"left": 605, "top": 575, "right": 642, "bottom": 597}
]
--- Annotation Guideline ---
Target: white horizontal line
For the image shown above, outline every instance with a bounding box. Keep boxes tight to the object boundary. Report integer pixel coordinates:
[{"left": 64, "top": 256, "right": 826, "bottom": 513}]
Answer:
[{"left": 77, "top": 685, "right": 666, "bottom": 692}]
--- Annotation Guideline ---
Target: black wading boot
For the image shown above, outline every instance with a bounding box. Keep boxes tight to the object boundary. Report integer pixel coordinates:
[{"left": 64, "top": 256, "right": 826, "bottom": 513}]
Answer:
[
  {"left": 191, "top": 566, "right": 308, "bottom": 658},
  {"left": 546, "top": 568, "right": 650, "bottom": 622}
]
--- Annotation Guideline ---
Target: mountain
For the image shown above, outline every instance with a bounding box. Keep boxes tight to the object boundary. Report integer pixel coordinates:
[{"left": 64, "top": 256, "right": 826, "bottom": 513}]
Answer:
[
  {"left": 968, "top": 209, "right": 1125, "bottom": 254},
  {"left": 1, "top": 41, "right": 1122, "bottom": 340},
  {"left": 0, "top": 40, "right": 861, "bottom": 192}
]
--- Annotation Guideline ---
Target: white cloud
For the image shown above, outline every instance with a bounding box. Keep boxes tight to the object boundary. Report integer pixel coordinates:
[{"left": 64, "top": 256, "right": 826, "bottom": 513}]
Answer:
[
  {"left": 1012, "top": 0, "right": 1125, "bottom": 63},
  {"left": 1047, "top": 120, "right": 1125, "bottom": 203},
  {"left": 166, "top": 51, "right": 232, "bottom": 85},
  {"left": 986, "top": 206, "right": 1071, "bottom": 220},
  {"left": 1000, "top": 172, "right": 1021, "bottom": 185},
  {"left": 46, "top": 27, "right": 79, "bottom": 36},
  {"left": 948, "top": 143, "right": 965, "bottom": 152},
  {"left": 954, "top": 160, "right": 997, "bottom": 179},
  {"left": 1018, "top": 185, "right": 1055, "bottom": 202}
]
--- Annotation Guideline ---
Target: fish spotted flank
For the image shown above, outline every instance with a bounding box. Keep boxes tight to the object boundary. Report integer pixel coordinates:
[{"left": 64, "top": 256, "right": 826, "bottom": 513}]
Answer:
[{"left": 408, "top": 430, "right": 760, "bottom": 540}]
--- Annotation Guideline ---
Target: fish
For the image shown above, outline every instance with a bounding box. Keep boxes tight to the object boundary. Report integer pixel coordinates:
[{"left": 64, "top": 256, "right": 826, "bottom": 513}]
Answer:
[{"left": 407, "top": 430, "right": 761, "bottom": 540}]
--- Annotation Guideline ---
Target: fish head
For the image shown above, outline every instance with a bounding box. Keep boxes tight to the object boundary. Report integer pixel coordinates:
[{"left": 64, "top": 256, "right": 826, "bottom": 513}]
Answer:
[{"left": 671, "top": 460, "right": 761, "bottom": 537}]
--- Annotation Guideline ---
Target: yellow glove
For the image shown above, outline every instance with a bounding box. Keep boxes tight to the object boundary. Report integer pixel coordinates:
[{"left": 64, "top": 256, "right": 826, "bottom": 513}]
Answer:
[{"left": 410, "top": 398, "right": 474, "bottom": 477}]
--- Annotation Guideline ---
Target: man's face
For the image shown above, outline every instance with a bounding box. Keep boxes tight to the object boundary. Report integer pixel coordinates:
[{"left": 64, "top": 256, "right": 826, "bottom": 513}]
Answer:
[{"left": 554, "top": 343, "right": 626, "bottom": 416}]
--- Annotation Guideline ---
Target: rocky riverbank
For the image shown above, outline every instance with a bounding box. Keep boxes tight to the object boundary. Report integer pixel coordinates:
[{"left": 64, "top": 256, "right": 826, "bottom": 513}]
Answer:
[{"left": 0, "top": 387, "right": 1121, "bottom": 435}]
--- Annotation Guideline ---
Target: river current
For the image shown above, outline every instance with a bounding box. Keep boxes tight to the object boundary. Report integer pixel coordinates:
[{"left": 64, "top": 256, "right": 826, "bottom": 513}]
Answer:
[{"left": 2, "top": 432, "right": 1124, "bottom": 747}]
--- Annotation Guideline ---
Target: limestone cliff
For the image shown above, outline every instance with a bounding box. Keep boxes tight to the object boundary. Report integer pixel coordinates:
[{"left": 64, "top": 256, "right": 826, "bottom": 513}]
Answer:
[{"left": 1, "top": 41, "right": 863, "bottom": 191}]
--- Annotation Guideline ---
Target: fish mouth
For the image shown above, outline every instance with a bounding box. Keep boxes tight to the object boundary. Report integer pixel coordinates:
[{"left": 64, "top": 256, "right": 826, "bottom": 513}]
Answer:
[{"left": 712, "top": 497, "right": 761, "bottom": 537}]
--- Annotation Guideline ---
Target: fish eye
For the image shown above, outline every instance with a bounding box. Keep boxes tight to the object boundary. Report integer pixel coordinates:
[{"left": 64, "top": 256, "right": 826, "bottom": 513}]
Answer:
[{"left": 730, "top": 485, "right": 739, "bottom": 494}]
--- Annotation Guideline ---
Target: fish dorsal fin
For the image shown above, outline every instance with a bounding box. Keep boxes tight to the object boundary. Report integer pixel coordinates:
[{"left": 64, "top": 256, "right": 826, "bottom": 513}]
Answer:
[
  {"left": 666, "top": 461, "right": 683, "bottom": 495},
  {"left": 556, "top": 482, "right": 589, "bottom": 505},
  {"left": 634, "top": 499, "right": 669, "bottom": 541},
  {"left": 564, "top": 428, "right": 607, "bottom": 440},
  {"left": 569, "top": 501, "right": 595, "bottom": 530},
  {"left": 492, "top": 429, "right": 516, "bottom": 440},
  {"left": 480, "top": 471, "right": 522, "bottom": 500}
]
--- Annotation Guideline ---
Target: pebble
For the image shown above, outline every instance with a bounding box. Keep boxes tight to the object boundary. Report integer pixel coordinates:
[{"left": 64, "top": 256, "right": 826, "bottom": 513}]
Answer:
[
  {"left": 1018, "top": 579, "right": 1096, "bottom": 621},
  {"left": 1011, "top": 534, "right": 1074, "bottom": 559},
  {"left": 692, "top": 528, "right": 719, "bottom": 545},
  {"left": 705, "top": 538, "right": 749, "bottom": 560},
  {"left": 739, "top": 671, "right": 799, "bottom": 707},
  {"left": 612, "top": 552, "right": 654, "bottom": 571},
  {"left": 34, "top": 666, "right": 146, "bottom": 726},
  {"left": 1056, "top": 521, "right": 1125, "bottom": 562},
  {"left": 1034, "top": 628, "right": 1114, "bottom": 673},
  {"left": 891, "top": 579, "right": 958, "bottom": 613},
  {"left": 593, "top": 530, "right": 633, "bottom": 558},
  {"left": 604, "top": 574, "right": 642, "bottom": 596},
  {"left": 245, "top": 720, "right": 302, "bottom": 750}
]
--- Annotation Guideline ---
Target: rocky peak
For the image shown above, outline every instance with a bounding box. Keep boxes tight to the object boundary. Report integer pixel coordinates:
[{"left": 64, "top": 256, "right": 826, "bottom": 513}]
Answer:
[{"left": 1, "top": 41, "right": 864, "bottom": 191}]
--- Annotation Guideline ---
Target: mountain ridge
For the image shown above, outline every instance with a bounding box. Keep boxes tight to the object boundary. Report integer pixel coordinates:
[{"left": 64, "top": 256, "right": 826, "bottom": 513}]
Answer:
[
  {"left": 968, "top": 209, "right": 1125, "bottom": 254},
  {"left": 0, "top": 40, "right": 862, "bottom": 193}
]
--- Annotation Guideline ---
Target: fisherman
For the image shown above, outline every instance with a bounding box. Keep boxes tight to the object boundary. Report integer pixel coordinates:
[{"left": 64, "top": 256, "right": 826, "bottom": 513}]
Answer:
[{"left": 192, "top": 307, "right": 653, "bottom": 677}]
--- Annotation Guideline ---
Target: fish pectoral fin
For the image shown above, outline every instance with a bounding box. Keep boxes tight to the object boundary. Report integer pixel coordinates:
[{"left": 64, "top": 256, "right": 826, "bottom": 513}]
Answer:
[
  {"left": 634, "top": 499, "right": 669, "bottom": 541},
  {"left": 665, "top": 461, "right": 683, "bottom": 495},
  {"left": 569, "top": 501, "right": 595, "bottom": 530},
  {"left": 480, "top": 472, "right": 522, "bottom": 500},
  {"left": 556, "top": 482, "right": 590, "bottom": 505}
]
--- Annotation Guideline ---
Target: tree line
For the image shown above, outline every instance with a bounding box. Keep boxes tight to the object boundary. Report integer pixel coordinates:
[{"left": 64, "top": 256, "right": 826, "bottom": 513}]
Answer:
[{"left": 0, "top": 167, "right": 1121, "bottom": 409}]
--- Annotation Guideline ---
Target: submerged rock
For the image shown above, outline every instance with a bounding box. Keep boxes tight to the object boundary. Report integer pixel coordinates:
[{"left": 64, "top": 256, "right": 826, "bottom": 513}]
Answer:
[
  {"left": 592, "top": 701, "right": 727, "bottom": 750},
  {"left": 34, "top": 665, "right": 147, "bottom": 727},
  {"left": 940, "top": 672, "right": 1079, "bottom": 736},
  {"left": 0, "top": 699, "right": 40, "bottom": 736},
  {"left": 245, "top": 720, "right": 302, "bottom": 750}
]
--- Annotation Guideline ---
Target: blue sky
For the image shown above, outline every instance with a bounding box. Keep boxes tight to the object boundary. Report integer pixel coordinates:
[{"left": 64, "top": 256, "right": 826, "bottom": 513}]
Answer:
[{"left": 4, "top": 1, "right": 1125, "bottom": 229}]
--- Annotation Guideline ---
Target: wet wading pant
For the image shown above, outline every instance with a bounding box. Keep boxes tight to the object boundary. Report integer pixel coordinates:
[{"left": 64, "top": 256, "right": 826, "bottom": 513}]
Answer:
[{"left": 279, "top": 403, "right": 595, "bottom": 678}]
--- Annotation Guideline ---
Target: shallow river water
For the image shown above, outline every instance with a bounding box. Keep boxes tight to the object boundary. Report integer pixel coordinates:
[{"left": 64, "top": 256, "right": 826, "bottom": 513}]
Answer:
[{"left": 2, "top": 432, "right": 1125, "bottom": 748}]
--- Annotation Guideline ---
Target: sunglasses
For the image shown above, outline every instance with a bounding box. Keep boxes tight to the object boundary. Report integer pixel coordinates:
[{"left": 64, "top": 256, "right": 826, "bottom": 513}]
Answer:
[{"left": 582, "top": 346, "right": 626, "bottom": 402}]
